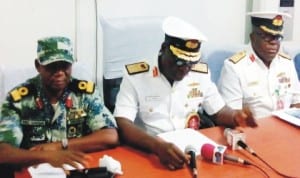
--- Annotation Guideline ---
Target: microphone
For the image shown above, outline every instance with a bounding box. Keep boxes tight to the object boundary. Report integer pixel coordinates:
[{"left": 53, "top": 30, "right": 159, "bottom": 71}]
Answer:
[
  {"left": 224, "top": 128, "right": 246, "bottom": 150},
  {"left": 201, "top": 143, "right": 252, "bottom": 165},
  {"left": 224, "top": 128, "right": 257, "bottom": 156},
  {"left": 184, "top": 145, "right": 198, "bottom": 178},
  {"left": 237, "top": 140, "right": 257, "bottom": 156}
]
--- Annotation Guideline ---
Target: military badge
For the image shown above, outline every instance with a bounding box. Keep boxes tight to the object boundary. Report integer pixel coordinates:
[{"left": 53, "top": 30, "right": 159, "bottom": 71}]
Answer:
[
  {"left": 126, "top": 61, "right": 149, "bottom": 75},
  {"left": 10, "top": 86, "right": 29, "bottom": 102},
  {"left": 185, "top": 112, "right": 201, "bottom": 130},
  {"left": 272, "top": 15, "right": 283, "bottom": 26},
  {"left": 185, "top": 40, "right": 199, "bottom": 49}
]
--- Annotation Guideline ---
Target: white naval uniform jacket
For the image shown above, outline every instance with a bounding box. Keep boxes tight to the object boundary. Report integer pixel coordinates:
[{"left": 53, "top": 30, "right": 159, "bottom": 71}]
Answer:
[
  {"left": 114, "top": 59, "right": 225, "bottom": 136},
  {"left": 218, "top": 48, "right": 300, "bottom": 119}
]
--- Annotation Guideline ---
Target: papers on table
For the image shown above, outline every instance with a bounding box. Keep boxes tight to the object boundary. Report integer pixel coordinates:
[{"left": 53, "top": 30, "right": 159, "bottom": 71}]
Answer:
[
  {"left": 28, "top": 163, "right": 66, "bottom": 178},
  {"left": 272, "top": 108, "right": 300, "bottom": 127},
  {"left": 28, "top": 163, "right": 83, "bottom": 178},
  {"left": 157, "top": 128, "right": 219, "bottom": 155}
]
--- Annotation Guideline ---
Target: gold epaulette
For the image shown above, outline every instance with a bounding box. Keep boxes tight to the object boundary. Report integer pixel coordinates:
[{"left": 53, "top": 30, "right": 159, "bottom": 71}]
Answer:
[
  {"left": 10, "top": 86, "right": 30, "bottom": 102},
  {"left": 229, "top": 51, "right": 246, "bottom": 64},
  {"left": 71, "top": 79, "right": 95, "bottom": 94},
  {"left": 125, "top": 61, "right": 149, "bottom": 75},
  {"left": 191, "top": 63, "right": 208, "bottom": 73},
  {"left": 279, "top": 52, "right": 291, "bottom": 60}
]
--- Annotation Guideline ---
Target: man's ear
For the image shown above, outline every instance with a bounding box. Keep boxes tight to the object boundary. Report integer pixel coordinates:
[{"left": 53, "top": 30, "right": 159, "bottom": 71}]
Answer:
[
  {"left": 250, "top": 32, "right": 255, "bottom": 42},
  {"left": 34, "top": 59, "right": 41, "bottom": 72}
]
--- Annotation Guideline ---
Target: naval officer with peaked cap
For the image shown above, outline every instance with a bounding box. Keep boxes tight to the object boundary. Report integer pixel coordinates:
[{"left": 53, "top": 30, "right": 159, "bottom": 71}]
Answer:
[
  {"left": 114, "top": 16, "right": 257, "bottom": 170},
  {"left": 218, "top": 11, "right": 300, "bottom": 118}
]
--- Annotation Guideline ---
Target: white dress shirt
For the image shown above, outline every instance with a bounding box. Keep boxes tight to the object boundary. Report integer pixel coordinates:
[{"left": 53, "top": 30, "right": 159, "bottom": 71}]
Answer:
[
  {"left": 218, "top": 48, "right": 300, "bottom": 119},
  {"left": 114, "top": 58, "right": 225, "bottom": 135}
]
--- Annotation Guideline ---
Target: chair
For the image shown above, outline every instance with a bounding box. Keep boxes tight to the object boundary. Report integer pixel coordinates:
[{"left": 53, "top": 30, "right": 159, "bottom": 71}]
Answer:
[
  {"left": 99, "top": 16, "right": 165, "bottom": 112},
  {"left": 294, "top": 53, "right": 300, "bottom": 80},
  {"left": 201, "top": 43, "right": 247, "bottom": 84}
]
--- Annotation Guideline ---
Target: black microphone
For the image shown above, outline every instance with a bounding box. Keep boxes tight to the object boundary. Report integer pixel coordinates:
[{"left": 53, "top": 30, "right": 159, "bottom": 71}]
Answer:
[
  {"left": 237, "top": 140, "right": 257, "bottom": 156},
  {"left": 185, "top": 145, "right": 198, "bottom": 178},
  {"left": 201, "top": 143, "right": 252, "bottom": 165}
]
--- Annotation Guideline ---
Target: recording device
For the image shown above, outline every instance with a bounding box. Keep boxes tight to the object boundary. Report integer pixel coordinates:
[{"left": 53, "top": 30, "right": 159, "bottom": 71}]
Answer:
[
  {"left": 224, "top": 128, "right": 246, "bottom": 150},
  {"left": 67, "top": 167, "right": 114, "bottom": 178},
  {"left": 201, "top": 143, "right": 252, "bottom": 165},
  {"left": 185, "top": 145, "right": 198, "bottom": 178},
  {"left": 224, "top": 128, "right": 257, "bottom": 156}
]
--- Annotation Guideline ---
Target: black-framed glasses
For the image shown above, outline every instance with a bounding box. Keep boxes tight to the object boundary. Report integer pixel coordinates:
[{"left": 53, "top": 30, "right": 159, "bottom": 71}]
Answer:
[{"left": 255, "top": 32, "right": 283, "bottom": 42}]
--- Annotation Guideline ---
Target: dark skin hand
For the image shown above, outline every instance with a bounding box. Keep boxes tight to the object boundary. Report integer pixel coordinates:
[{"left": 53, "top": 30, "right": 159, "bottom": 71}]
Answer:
[
  {"left": 116, "top": 117, "right": 190, "bottom": 170},
  {"left": 0, "top": 142, "right": 92, "bottom": 171},
  {"left": 154, "top": 140, "right": 190, "bottom": 170}
]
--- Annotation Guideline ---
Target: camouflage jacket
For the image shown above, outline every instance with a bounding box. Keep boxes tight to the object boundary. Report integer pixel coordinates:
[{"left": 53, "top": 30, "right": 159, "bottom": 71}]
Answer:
[{"left": 0, "top": 75, "right": 117, "bottom": 149}]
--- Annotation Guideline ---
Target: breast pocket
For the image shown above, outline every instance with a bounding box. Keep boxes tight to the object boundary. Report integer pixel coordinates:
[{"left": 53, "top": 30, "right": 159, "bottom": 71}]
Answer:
[
  {"left": 67, "top": 108, "right": 87, "bottom": 138},
  {"left": 244, "top": 80, "right": 264, "bottom": 100},
  {"left": 185, "top": 97, "right": 203, "bottom": 113},
  {"left": 20, "top": 119, "right": 47, "bottom": 146}
]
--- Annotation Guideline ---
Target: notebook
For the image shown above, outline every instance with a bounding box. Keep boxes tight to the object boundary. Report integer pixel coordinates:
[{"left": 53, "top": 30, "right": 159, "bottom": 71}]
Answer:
[{"left": 272, "top": 108, "right": 300, "bottom": 126}]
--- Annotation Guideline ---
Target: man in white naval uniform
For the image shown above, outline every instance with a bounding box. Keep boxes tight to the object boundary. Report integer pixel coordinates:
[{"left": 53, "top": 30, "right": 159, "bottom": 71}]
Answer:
[
  {"left": 114, "top": 16, "right": 258, "bottom": 170},
  {"left": 218, "top": 11, "right": 300, "bottom": 119}
]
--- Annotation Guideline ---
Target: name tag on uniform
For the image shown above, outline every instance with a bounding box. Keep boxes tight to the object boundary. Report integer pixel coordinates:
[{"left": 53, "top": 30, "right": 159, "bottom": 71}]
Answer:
[
  {"left": 21, "top": 120, "right": 46, "bottom": 126},
  {"left": 145, "top": 96, "right": 161, "bottom": 102}
]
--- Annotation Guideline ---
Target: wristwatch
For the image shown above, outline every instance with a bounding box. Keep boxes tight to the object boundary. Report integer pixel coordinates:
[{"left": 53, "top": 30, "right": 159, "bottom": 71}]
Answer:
[{"left": 61, "top": 138, "right": 68, "bottom": 150}]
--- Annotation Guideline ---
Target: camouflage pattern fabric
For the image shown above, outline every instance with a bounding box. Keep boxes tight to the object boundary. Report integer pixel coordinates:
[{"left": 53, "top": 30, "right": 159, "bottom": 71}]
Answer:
[
  {"left": 0, "top": 76, "right": 117, "bottom": 149},
  {"left": 37, "top": 36, "right": 74, "bottom": 65}
]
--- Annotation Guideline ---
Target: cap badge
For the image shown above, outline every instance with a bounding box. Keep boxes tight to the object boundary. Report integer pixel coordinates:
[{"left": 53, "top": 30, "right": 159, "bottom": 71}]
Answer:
[
  {"left": 272, "top": 15, "right": 283, "bottom": 26},
  {"left": 185, "top": 40, "right": 199, "bottom": 49}
]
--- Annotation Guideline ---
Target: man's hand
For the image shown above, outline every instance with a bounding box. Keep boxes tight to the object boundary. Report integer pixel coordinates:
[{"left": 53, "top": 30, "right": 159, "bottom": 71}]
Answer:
[
  {"left": 234, "top": 107, "right": 258, "bottom": 128},
  {"left": 154, "top": 141, "right": 189, "bottom": 170},
  {"left": 42, "top": 150, "right": 92, "bottom": 172},
  {"left": 30, "top": 142, "right": 61, "bottom": 151}
]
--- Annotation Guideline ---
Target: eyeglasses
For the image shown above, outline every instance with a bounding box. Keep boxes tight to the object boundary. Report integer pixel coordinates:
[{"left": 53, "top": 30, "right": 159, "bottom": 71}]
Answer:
[
  {"left": 174, "top": 58, "right": 198, "bottom": 67},
  {"left": 255, "top": 32, "right": 283, "bottom": 42}
]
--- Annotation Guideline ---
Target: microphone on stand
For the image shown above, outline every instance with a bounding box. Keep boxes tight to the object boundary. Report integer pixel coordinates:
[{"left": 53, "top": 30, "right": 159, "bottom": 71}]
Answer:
[{"left": 224, "top": 128, "right": 257, "bottom": 156}]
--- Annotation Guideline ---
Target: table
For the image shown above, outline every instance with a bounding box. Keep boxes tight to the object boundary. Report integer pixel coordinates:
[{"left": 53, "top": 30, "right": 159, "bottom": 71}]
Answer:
[{"left": 15, "top": 117, "right": 300, "bottom": 178}]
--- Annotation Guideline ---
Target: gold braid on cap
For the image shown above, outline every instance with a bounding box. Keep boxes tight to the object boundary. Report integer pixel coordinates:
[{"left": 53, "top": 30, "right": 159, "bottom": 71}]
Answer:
[
  {"left": 260, "top": 25, "right": 283, "bottom": 35},
  {"left": 170, "top": 45, "right": 201, "bottom": 62}
]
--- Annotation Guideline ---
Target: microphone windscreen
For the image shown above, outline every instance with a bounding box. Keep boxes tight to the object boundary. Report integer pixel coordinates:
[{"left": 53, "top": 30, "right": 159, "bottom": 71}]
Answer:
[
  {"left": 185, "top": 145, "right": 197, "bottom": 153},
  {"left": 200, "top": 143, "right": 215, "bottom": 161}
]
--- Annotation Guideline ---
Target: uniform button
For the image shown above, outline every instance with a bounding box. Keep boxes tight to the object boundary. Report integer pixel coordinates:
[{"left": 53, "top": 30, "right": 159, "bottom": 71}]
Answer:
[
  {"left": 149, "top": 108, "right": 153, "bottom": 112},
  {"left": 184, "top": 103, "right": 188, "bottom": 108}
]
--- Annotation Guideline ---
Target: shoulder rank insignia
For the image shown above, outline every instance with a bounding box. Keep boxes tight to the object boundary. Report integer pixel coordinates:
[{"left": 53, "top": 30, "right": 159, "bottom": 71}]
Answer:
[
  {"left": 229, "top": 51, "right": 246, "bottom": 64},
  {"left": 279, "top": 52, "right": 291, "bottom": 60},
  {"left": 125, "top": 61, "right": 149, "bottom": 75},
  {"left": 9, "top": 84, "right": 35, "bottom": 102},
  {"left": 191, "top": 63, "right": 208, "bottom": 73},
  {"left": 70, "top": 79, "right": 95, "bottom": 94}
]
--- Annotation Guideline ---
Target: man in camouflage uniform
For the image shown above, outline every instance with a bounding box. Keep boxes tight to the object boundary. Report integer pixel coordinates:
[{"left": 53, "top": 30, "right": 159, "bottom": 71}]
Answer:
[{"left": 0, "top": 36, "right": 118, "bottom": 176}]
